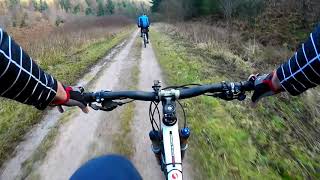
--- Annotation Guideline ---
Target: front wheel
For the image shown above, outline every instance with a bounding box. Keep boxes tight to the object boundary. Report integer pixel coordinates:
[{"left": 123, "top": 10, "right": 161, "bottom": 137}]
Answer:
[
  {"left": 143, "top": 34, "right": 147, "bottom": 48},
  {"left": 168, "top": 170, "right": 183, "bottom": 180}
]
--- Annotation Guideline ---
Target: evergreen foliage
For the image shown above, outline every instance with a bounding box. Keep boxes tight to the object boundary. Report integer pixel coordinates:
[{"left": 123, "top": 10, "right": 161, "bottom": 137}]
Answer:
[
  {"left": 105, "top": 0, "right": 115, "bottom": 15},
  {"left": 72, "top": 4, "right": 81, "bottom": 14},
  {"left": 59, "top": 0, "right": 71, "bottom": 12},
  {"left": 85, "top": 0, "right": 94, "bottom": 15},
  {"left": 150, "top": 0, "right": 264, "bottom": 20},
  {"left": 8, "top": 0, "right": 20, "bottom": 9},
  {"left": 96, "top": 0, "right": 105, "bottom": 16},
  {"left": 150, "top": 0, "right": 161, "bottom": 13}
]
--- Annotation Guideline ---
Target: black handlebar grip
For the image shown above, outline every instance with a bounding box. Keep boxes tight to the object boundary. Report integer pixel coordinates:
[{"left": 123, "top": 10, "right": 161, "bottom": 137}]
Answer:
[
  {"left": 83, "top": 93, "right": 95, "bottom": 103},
  {"left": 240, "top": 81, "right": 255, "bottom": 91}
]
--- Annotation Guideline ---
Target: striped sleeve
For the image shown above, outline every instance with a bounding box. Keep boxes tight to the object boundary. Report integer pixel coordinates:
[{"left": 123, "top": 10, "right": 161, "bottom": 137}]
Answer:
[
  {"left": 0, "top": 28, "right": 58, "bottom": 110},
  {"left": 276, "top": 25, "right": 320, "bottom": 96}
]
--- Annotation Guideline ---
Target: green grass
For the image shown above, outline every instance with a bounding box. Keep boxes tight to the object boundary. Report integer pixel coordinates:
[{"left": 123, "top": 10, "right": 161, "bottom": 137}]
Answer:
[
  {"left": 113, "top": 36, "right": 141, "bottom": 158},
  {"left": 113, "top": 103, "right": 136, "bottom": 158},
  {"left": 44, "top": 29, "right": 133, "bottom": 85},
  {"left": 0, "top": 28, "right": 132, "bottom": 166},
  {"left": 151, "top": 29, "right": 320, "bottom": 179}
]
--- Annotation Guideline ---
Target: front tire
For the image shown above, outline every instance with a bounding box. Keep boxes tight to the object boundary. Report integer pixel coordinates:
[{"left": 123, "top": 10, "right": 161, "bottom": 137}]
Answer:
[{"left": 143, "top": 34, "right": 147, "bottom": 48}]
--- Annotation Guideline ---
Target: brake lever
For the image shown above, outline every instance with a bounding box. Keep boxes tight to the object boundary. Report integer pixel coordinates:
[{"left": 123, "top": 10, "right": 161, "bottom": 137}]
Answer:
[
  {"left": 210, "top": 93, "right": 233, "bottom": 101},
  {"left": 101, "top": 100, "right": 119, "bottom": 111},
  {"left": 89, "top": 103, "right": 101, "bottom": 111},
  {"left": 89, "top": 100, "right": 120, "bottom": 111},
  {"left": 210, "top": 92, "right": 247, "bottom": 101}
]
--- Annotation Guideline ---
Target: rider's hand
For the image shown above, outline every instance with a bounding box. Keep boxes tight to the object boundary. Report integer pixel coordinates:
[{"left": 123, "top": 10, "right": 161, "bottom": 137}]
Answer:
[
  {"left": 51, "top": 82, "right": 89, "bottom": 113},
  {"left": 249, "top": 71, "right": 283, "bottom": 104}
]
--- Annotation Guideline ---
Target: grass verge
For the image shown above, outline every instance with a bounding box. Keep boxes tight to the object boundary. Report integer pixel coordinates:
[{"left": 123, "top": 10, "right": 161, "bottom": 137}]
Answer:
[
  {"left": 0, "top": 27, "right": 133, "bottom": 166},
  {"left": 113, "top": 36, "right": 141, "bottom": 158},
  {"left": 151, "top": 28, "right": 319, "bottom": 179}
]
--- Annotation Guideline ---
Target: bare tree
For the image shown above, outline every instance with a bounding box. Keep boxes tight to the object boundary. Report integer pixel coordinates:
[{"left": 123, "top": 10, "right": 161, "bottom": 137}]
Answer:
[{"left": 0, "top": 2, "right": 6, "bottom": 15}]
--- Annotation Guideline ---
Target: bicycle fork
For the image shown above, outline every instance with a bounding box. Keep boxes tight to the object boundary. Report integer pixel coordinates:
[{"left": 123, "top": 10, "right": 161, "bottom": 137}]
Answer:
[
  {"left": 149, "top": 127, "right": 191, "bottom": 165},
  {"left": 179, "top": 127, "right": 190, "bottom": 160},
  {"left": 149, "top": 130, "right": 162, "bottom": 165}
]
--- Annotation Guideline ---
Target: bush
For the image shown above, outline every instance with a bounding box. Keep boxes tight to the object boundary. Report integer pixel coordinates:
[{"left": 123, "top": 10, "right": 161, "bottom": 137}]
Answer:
[
  {"left": 55, "top": 16, "right": 64, "bottom": 27},
  {"left": 19, "top": 12, "right": 28, "bottom": 28},
  {"left": 235, "top": 0, "right": 264, "bottom": 20}
]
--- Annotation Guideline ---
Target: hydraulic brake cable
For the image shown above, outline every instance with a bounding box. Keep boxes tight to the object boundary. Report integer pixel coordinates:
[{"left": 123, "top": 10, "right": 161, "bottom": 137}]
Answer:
[
  {"left": 177, "top": 100, "right": 187, "bottom": 128},
  {"left": 119, "top": 99, "right": 135, "bottom": 105},
  {"left": 149, "top": 102, "right": 160, "bottom": 131}
]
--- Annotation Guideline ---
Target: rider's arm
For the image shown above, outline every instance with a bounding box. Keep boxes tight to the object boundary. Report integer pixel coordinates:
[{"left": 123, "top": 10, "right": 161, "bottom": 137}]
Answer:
[
  {"left": 137, "top": 17, "right": 140, "bottom": 27},
  {"left": 0, "top": 28, "right": 87, "bottom": 112},
  {"left": 276, "top": 25, "right": 320, "bottom": 95},
  {"left": 251, "top": 26, "right": 320, "bottom": 102},
  {"left": 0, "top": 28, "right": 58, "bottom": 110},
  {"left": 147, "top": 17, "right": 150, "bottom": 26}
]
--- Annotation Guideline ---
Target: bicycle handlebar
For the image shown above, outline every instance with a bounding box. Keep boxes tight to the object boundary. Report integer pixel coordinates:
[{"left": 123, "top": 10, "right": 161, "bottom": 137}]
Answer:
[
  {"left": 84, "top": 81, "right": 254, "bottom": 103},
  {"left": 178, "top": 81, "right": 252, "bottom": 99},
  {"left": 84, "top": 91, "right": 157, "bottom": 102}
]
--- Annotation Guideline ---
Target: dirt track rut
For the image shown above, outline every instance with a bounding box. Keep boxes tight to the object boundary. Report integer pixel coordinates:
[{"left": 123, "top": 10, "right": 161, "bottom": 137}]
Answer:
[{"left": 35, "top": 30, "right": 140, "bottom": 180}]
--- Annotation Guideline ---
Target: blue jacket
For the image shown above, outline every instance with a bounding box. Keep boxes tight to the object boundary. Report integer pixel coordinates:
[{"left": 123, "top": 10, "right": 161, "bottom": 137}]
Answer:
[{"left": 137, "top": 15, "right": 150, "bottom": 28}]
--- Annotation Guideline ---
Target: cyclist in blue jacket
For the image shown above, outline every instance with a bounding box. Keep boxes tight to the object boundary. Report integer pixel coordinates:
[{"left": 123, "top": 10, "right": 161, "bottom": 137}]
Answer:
[{"left": 137, "top": 13, "right": 150, "bottom": 43}]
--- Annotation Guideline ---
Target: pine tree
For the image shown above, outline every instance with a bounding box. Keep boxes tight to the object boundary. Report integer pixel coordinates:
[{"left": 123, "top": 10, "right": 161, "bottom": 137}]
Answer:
[
  {"left": 59, "top": 0, "right": 71, "bottom": 12},
  {"left": 73, "top": 4, "right": 81, "bottom": 14},
  {"left": 32, "top": 0, "right": 39, "bottom": 11},
  {"left": 150, "top": 0, "right": 162, "bottom": 12},
  {"left": 39, "top": 0, "right": 48, "bottom": 12},
  {"left": 8, "top": 0, "right": 20, "bottom": 9},
  {"left": 96, "top": 0, "right": 105, "bottom": 16},
  {"left": 106, "top": 0, "right": 115, "bottom": 14},
  {"left": 85, "top": 0, "right": 94, "bottom": 15}
]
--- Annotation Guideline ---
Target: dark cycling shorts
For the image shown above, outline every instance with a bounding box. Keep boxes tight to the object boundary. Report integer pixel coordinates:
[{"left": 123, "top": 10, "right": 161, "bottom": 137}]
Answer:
[
  {"left": 141, "top": 27, "right": 149, "bottom": 32},
  {"left": 70, "top": 154, "right": 142, "bottom": 180}
]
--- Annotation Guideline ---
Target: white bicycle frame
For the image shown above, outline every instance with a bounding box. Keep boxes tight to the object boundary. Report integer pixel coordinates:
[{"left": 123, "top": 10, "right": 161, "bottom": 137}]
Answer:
[
  {"left": 162, "top": 121, "right": 183, "bottom": 180},
  {"left": 158, "top": 90, "right": 184, "bottom": 180}
]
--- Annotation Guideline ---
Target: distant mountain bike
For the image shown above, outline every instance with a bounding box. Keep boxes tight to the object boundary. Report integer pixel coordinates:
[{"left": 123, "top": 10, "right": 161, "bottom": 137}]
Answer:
[
  {"left": 141, "top": 28, "right": 148, "bottom": 48},
  {"left": 84, "top": 80, "right": 254, "bottom": 180}
]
